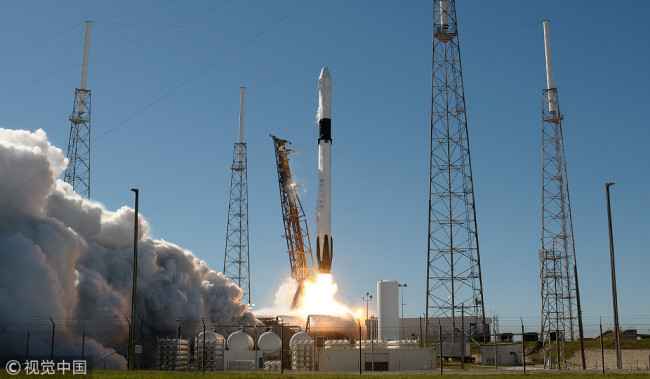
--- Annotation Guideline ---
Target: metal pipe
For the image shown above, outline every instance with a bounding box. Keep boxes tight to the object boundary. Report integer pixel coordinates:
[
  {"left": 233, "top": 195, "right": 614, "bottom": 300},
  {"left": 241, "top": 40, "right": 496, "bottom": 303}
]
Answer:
[
  {"left": 440, "top": 0, "right": 449, "bottom": 29},
  {"left": 606, "top": 182, "right": 622, "bottom": 369},
  {"left": 542, "top": 20, "right": 557, "bottom": 113},
  {"left": 238, "top": 87, "right": 245, "bottom": 163},
  {"left": 80, "top": 21, "right": 91, "bottom": 90},
  {"left": 78, "top": 21, "right": 91, "bottom": 114}
]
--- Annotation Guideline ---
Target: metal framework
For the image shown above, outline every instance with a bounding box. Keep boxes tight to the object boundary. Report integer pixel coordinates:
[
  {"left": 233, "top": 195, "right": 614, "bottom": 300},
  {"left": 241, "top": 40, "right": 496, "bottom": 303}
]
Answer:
[
  {"left": 539, "top": 87, "right": 578, "bottom": 368},
  {"left": 425, "top": 0, "right": 487, "bottom": 344},
  {"left": 271, "top": 135, "right": 317, "bottom": 283},
  {"left": 223, "top": 142, "right": 251, "bottom": 305},
  {"left": 64, "top": 89, "right": 91, "bottom": 198}
]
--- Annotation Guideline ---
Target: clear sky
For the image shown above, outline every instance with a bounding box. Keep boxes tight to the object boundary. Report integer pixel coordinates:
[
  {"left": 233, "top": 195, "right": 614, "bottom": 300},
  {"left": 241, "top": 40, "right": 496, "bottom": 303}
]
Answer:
[{"left": 0, "top": 1, "right": 648, "bottom": 324}]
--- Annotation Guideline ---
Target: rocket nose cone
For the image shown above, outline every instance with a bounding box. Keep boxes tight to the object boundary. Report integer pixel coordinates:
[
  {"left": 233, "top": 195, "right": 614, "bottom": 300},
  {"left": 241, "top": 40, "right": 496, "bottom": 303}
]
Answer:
[{"left": 319, "top": 67, "right": 331, "bottom": 79}]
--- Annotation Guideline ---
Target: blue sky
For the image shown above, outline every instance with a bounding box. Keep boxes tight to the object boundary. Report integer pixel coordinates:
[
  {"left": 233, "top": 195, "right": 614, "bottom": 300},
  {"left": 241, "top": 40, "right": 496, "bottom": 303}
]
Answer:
[{"left": 0, "top": 0, "right": 648, "bottom": 323}]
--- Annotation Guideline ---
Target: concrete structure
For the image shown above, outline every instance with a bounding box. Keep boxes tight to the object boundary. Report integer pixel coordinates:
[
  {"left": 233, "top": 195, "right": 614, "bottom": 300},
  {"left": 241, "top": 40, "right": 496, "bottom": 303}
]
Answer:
[
  {"left": 480, "top": 343, "right": 523, "bottom": 366},
  {"left": 399, "top": 316, "right": 491, "bottom": 342},
  {"left": 378, "top": 280, "right": 399, "bottom": 340},
  {"left": 316, "top": 345, "right": 436, "bottom": 372}
]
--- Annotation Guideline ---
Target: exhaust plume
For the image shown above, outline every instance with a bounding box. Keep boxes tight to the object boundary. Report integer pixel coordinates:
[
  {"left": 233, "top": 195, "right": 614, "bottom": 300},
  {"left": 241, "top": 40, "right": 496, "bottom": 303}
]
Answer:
[{"left": 0, "top": 128, "right": 255, "bottom": 368}]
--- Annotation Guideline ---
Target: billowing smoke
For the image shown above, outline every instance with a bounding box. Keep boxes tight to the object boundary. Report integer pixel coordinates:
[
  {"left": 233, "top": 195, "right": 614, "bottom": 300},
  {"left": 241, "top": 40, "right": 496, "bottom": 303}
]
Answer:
[{"left": 0, "top": 128, "right": 255, "bottom": 368}]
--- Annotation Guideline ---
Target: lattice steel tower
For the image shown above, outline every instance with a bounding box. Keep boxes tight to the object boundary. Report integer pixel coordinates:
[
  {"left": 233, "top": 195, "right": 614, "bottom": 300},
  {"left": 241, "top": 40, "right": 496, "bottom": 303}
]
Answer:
[
  {"left": 539, "top": 20, "right": 583, "bottom": 369},
  {"left": 425, "top": 0, "right": 486, "bottom": 343},
  {"left": 223, "top": 88, "right": 251, "bottom": 305},
  {"left": 64, "top": 21, "right": 92, "bottom": 198}
]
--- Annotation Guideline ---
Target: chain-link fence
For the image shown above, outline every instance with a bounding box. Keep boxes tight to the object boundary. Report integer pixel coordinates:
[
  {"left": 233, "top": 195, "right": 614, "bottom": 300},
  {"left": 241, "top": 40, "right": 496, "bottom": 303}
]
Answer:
[{"left": 1, "top": 315, "right": 648, "bottom": 374}]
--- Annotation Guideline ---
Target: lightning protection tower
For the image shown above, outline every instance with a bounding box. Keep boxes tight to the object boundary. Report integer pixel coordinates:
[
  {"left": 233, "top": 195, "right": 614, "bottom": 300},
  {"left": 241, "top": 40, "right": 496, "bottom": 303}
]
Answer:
[
  {"left": 539, "top": 20, "right": 583, "bottom": 369},
  {"left": 223, "top": 87, "right": 251, "bottom": 306},
  {"left": 64, "top": 21, "right": 92, "bottom": 198},
  {"left": 425, "top": 0, "right": 487, "bottom": 344}
]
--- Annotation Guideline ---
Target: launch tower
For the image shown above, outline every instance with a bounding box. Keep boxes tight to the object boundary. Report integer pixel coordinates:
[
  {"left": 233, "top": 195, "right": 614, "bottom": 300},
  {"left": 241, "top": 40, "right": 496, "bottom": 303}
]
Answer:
[
  {"left": 539, "top": 20, "right": 583, "bottom": 369},
  {"left": 64, "top": 21, "right": 92, "bottom": 198},
  {"left": 223, "top": 88, "right": 251, "bottom": 305},
  {"left": 425, "top": 0, "right": 487, "bottom": 343},
  {"left": 271, "top": 135, "right": 317, "bottom": 308}
]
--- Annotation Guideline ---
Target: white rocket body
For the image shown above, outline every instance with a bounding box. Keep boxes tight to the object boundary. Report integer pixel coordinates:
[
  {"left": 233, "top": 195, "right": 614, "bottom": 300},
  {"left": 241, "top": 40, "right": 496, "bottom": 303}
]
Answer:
[{"left": 316, "top": 67, "right": 333, "bottom": 274}]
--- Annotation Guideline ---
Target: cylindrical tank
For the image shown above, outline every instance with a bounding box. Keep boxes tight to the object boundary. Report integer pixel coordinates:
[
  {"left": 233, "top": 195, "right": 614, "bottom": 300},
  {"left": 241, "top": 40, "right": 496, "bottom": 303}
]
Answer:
[
  {"left": 258, "top": 331, "right": 282, "bottom": 354},
  {"left": 377, "top": 280, "right": 399, "bottom": 341},
  {"left": 227, "top": 331, "right": 253, "bottom": 351},
  {"left": 197, "top": 331, "right": 224, "bottom": 342},
  {"left": 289, "top": 332, "right": 312, "bottom": 350}
]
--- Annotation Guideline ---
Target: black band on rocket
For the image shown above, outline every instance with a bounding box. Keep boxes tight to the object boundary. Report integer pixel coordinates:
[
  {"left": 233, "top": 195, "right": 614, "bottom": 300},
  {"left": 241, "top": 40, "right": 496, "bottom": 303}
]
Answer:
[{"left": 318, "top": 119, "right": 331, "bottom": 142}]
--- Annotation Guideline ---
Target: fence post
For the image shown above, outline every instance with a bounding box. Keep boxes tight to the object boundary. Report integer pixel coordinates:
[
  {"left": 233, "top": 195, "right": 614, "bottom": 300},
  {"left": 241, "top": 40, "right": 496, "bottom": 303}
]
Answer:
[
  {"left": 358, "top": 319, "right": 362, "bottom": 375},
  {"left": 438, "top": 320, "right": 443, "bottom": 375},
  {"left": 49, "top": 316, "right": 55, "bottom": 360},
  {"left": 280, "top": 320, "right": 284, "bottom": 374},
  {"left": 460, "top": 304, "right": 465, "bottom": 370},
  {"left": 201, "top": 318, "right": 206, "bottom": 373},
  {"left": 493, "top": 322, "right": 497, "bottom": 370},
  {"left": 25, "top": 331, "right": 30, "bottom": 361},
  {"left": 125, "top": 316, "right": 131, "bottom": 369},
  {"left": 600, "top": 317, "right": 605, "bottom": 373},
  {"left": 81, "top": 330, "right": 85, "bottom": 360},
  {"left": 521, "top": 318, "right": 526, "bottom": 374}
]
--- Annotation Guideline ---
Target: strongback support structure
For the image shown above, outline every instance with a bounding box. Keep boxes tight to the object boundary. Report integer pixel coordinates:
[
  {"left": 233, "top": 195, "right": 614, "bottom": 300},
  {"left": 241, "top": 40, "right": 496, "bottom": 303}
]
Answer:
[
  {"left": 271, "top": 136, "right": 317, "bottom": 283},
  {"left": 271, "top": 136, "right": 317, "bottom": 308},
  {"left": 539, "top": 20, "right": 581, "bottom": 369},
  {"left": 223, "top": 87, "right": 251, "bottom": 306},
  {"left": 425, "top": 0, "right": 487, "bottom": 344},
  {"left": 64, "top": 21, "right": 92, "bottom": 198}
]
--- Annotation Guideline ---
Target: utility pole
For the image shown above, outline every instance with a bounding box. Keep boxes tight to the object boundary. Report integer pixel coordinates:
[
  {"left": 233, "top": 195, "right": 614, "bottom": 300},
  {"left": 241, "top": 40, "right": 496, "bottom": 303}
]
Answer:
[
  {"left": 128, "top": 188, "right": 139, "bottom": 370},
  {"left": 606, "top": 182, "right": 621, "bottom": 369}
]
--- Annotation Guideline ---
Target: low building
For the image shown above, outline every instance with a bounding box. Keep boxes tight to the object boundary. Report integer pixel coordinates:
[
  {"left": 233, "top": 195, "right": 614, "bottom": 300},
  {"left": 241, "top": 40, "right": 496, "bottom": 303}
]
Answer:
[{"left": 480, "top": 343, "right": 522, "bottom": 366}]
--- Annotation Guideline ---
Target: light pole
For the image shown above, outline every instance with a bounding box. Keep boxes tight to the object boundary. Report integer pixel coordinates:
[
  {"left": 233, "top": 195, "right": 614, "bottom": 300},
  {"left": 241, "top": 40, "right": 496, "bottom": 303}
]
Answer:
[
  {"left": 363, "top": 293, "right": 373, "bottom": 339},
  {"left": 128, "top": 188, "right": 139, "bottom": 370},
  {"left": 606, "top": 182, "right": 622, "bottom": 369},
  {"left": 399, "top": 283, "right": 407, "bottom": 339}
]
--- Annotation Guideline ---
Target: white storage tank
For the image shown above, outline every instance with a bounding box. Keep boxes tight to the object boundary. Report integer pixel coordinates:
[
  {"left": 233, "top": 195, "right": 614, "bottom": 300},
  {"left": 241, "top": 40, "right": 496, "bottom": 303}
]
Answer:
[
  {"left": 258, "top": 331, "right": 282, "bottom": 354},
  {"left": 289, "top": 331, "right": 312, "bottom": 350},
  {"left": 227, "top": 331, "right": 254, "bottom": 351},
  {"left": 377, "top": 280, "right": 399, "bottom": 341}
]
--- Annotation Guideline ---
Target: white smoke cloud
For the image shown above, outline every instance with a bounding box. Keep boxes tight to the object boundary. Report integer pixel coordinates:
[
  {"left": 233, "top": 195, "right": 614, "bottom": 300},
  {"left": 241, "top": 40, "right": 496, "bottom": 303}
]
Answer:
[{"left": 0, "top": 128, "right": 255, "bottom": 368}]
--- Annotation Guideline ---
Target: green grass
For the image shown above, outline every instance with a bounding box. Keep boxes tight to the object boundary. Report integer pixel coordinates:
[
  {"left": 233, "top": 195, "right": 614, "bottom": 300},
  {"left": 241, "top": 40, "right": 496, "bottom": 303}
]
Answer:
[{"left": 4, "top": 372, "right": 645, "bottom": 378}]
